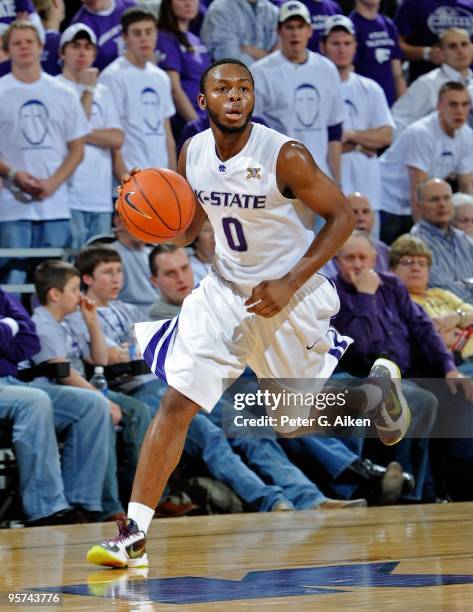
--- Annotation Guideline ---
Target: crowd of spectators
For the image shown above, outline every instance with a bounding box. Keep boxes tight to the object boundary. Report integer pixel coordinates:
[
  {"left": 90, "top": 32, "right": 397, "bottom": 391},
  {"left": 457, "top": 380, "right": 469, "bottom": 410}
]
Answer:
[{"left": 2, "top": 0, "right": 473, "bottom": 525}]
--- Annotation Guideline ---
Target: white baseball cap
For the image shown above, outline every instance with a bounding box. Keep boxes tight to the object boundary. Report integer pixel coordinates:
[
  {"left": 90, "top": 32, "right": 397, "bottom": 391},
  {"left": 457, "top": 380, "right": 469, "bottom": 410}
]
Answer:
[
  {"left": 278, "top": 1, "right": 312, "bottom": 26},
  {"left": 60, "top": 23, "right": 97, "bottom": 48},
  {"left": 325, "top": 15, "right": 356, "bottom": 37}
]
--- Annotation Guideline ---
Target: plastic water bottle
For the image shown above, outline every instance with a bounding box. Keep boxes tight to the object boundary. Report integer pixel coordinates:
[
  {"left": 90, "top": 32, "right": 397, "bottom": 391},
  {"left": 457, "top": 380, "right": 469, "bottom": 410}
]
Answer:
[
  {"left": 90, "top": 366, "right": 108, "bottom": 397},
  {"left": 128, "top": 324, "right": 138, "bottom": 360}
]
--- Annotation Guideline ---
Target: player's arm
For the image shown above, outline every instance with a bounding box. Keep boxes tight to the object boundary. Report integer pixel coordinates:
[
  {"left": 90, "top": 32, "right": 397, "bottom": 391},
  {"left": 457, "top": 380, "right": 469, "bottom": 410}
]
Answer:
[
  {"left": 245, "top": 142, "right": 355, "bottom": 318},
  {"left": 168, "top": 137, "right": 208, "bottom": 247},
  {"left": 457, "top": 173, "right": 473, "bottom": 195},
  {"left": 278, "top": 141, "right": 355, "bottom": 289}
]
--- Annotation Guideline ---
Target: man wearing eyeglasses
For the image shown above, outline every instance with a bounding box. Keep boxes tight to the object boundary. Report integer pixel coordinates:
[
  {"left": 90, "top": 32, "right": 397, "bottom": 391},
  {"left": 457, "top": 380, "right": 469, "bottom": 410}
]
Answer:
[
  {"left": 330, "top": 227, "right": 473, "bottom": 501},
  {"left": 411, "top": 177, "right": 473, "bottom": 303}
]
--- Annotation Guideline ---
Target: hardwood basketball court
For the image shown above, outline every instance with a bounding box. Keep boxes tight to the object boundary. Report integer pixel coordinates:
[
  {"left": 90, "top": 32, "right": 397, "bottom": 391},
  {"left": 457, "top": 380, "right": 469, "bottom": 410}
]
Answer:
[{"left": 2, "top": 502, "right": 473, "bottom": 610}]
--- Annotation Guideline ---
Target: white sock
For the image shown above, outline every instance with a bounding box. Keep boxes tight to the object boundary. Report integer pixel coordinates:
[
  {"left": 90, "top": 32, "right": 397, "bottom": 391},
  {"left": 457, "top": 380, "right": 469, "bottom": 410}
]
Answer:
[{"left": 128, "top": 502, "right": 155, "bottom": 534}]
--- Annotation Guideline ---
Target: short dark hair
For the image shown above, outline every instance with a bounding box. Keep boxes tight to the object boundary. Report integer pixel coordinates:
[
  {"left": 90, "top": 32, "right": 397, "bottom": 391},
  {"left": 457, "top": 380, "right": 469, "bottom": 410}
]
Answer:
[
  {"left": 121, "top": 6, "right": 157, "bottom": 34},
  {"left": 34, "top": 260, "right": 80, "bottom": 305},
  {"left": 199, "top": 58, "right": 254, "bottom": 94},
  {"left": 75, "top": 246, "right": 122, "bottom": 278},
  {"left": 438, "top": 80, "right": 468, "bottom": 100},
  {"left": 149, "top": 244, "right": 179, "bottom": 276}
]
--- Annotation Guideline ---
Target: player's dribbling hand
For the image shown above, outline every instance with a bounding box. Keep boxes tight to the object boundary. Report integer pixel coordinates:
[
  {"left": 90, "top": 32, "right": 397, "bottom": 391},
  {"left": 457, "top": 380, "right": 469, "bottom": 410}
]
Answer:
[
  {"left": 245, "top": 278, "right": 294, "bottom": 318},
  {"left": 116, "top": 167, "right": 142, "bottom": 201}
]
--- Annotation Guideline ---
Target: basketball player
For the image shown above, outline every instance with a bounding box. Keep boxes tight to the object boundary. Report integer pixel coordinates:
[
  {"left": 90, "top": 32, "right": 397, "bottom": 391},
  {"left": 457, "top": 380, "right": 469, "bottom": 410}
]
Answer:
[{"left": 87, "top": 58, "right": 411, "bottom": 568}]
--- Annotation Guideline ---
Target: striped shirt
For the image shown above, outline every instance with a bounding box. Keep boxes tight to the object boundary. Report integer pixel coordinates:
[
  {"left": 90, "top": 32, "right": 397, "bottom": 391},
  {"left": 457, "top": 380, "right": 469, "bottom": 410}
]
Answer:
[{"left": 411, "top": 220, "right": 473, "bottom": 303}]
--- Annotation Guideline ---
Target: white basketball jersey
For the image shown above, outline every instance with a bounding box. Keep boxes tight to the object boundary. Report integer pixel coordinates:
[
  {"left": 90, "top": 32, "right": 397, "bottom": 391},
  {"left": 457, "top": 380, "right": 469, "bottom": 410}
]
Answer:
[{"left": 186, "top": 123, "right": 315, "bottom": 287}]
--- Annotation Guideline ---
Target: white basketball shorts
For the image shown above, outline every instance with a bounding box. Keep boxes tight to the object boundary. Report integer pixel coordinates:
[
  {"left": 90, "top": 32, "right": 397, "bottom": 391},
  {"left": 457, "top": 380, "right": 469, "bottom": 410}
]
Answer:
[{"left": 135, "top": 270, "right": 352, "bottom": 413}]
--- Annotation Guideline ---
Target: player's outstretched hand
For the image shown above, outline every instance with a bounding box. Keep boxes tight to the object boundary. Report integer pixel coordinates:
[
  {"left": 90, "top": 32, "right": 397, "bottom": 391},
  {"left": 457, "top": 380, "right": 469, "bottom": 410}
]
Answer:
[
  {"left": 115, "top": 167, "right": 142, "bottom": 211},
  {"left": 245, "top": 278, "right": 294, "bottom": 318},
  {"left": 116, "top": 167, "right": 142, "bottom": 196}
]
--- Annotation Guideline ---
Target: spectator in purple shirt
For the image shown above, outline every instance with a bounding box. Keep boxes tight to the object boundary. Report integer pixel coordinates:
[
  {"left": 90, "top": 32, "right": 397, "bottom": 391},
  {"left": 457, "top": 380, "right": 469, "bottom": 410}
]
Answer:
[
  {"left": 157, "top": 0, "right": 211, "bottom": 139},
  {"left": 71, "top": 0, "right": 136, "bottom": 71},
  {"left": 350, "top": 0, "right": 406, "bottom": 106},
  {"left": 271, "top": 0, "right": 343, "bottom": 52},
  {"left": 395, "top": 0, "right": 473, "bottom": 84},
  {"left": 33, "top": 0, "right": 65, "bottom": 75},
  {"left": 331, "top": 228, "right": 473, "bottom": 500}
]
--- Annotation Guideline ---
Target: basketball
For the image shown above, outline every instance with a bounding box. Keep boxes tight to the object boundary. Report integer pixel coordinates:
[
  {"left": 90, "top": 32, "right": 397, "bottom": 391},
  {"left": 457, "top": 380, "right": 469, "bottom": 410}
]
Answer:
[{"left": 116, "top": 168, "right": 195, "bottom": 243}]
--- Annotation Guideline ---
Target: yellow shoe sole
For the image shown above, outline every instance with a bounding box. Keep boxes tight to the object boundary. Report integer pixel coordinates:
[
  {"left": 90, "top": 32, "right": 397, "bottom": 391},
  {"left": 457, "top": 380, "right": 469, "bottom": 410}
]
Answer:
[{"left": 87, "top": 545, "right": 127, "bottom": 568}]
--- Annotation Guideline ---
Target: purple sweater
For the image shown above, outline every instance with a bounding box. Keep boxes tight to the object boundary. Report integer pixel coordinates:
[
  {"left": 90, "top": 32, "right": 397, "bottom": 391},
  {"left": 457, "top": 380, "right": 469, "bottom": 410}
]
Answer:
[
  {"left": 0, "top": 290, "right": 40, "bottom": 377},
  {"left": 332, "top": 271, "right": 455, "bottom": 376}
]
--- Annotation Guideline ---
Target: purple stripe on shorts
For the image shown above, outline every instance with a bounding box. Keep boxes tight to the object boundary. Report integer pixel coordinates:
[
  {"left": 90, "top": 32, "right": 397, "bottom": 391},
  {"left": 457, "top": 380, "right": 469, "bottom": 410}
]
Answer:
[
  {"left": 143, "top": 319, "right": 173, "bottom": 375},
  {"left": 154, "top": 318, "right": 179, "bottom": 382}
]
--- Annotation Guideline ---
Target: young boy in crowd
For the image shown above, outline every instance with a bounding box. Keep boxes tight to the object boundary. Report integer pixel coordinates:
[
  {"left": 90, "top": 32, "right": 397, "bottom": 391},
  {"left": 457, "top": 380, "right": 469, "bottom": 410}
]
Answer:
[
  {"left": 68, "top": 246, "right": 167, "bottom": 412},
  {"left": 32, "top": 259, "right": 151, "bottom": 520}
]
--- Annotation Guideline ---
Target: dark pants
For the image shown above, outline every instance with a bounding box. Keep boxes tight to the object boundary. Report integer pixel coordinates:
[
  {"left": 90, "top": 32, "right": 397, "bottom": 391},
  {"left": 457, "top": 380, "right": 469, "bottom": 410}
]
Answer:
[{"left": 379, "top": 211, "right": 413, "bottom": 246}]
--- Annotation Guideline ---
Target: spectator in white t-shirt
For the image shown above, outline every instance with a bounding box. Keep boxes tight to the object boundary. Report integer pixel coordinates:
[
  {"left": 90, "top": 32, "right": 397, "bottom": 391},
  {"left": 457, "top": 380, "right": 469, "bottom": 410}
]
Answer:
[
  {"left": 56, "top": 23, "right": 124, "bottom": 248},
  {"left": 0, "top": 20, "right": 88, "bottom": 284},
  {"left": 252, "top": 1, "right": 345, "bottom": 182},
  {"left": 99, "top": 6, "right": 177, "bottom": 179},
  {"left": 379, "top": 81, "right": 473, "bottom": 245},
  {"left": 320, "top": 14, "right": 393, "bottom": 212},
  {"left": 392, "top": 28, "right": 473, "bottom": 138}
]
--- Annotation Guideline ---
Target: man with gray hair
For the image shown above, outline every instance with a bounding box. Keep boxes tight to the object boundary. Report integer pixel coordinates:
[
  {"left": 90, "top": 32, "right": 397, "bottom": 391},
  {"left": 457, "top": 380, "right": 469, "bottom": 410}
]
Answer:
[
  {"left": 411, "top": 178, "right": 473, "bottom": 303},
  {"left": 452, "top": 192, "right": 473, "bottom": 240},
  {"left": 392, "top": 28, "right": 473, "bottom": 137},
  {"left": 379, "top": 80, "right": 473, "bottom": 245}
]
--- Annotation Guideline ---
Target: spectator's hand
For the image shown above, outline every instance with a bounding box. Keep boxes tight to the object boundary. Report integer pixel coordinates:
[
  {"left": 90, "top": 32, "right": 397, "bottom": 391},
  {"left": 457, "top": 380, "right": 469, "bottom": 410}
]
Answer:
[
  {"left": 245, "top": 277, "right": 295, "bottom": 317},
  {"left": 13, "top": 171, "right": 42, "bottom": 197},
  {"left": 349, "top": 269, "right": 380, "bottom": 295},
  {"left": 79, "top": 295, "right": 98, "bottom": 325},
  {"left": 446, "top": 370, "right": 473, "bottom": 401},
  {"left": 35, "top": 176, "right": 59, "bottom": 199},
  {"left": 432, "top": 313, "right": 460, "bottom": 333},
  {"left": 78, "top": 67, "right": 98, "bottom": 88},
  {"left": 109, "top": 401, "right": 122, "bottom": 426},
  {"left": 427, "top": 46, "right": 444, "bottom": 65},
  {"left": 442, "top": 327, "right": 462, "bottom": 348}
]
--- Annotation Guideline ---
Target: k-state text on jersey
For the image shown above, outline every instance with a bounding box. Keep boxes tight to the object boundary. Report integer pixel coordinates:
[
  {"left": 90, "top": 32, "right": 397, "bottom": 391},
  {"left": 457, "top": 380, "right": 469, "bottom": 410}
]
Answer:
[{"left": 195, "top": 190, "right": 267, "bottom": 209}]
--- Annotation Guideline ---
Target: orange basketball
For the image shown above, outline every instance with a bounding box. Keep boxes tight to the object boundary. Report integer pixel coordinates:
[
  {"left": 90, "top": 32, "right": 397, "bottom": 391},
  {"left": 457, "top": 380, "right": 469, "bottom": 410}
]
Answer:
[{"left": 116, "top": 168, "right": 195, "bottom": 243}]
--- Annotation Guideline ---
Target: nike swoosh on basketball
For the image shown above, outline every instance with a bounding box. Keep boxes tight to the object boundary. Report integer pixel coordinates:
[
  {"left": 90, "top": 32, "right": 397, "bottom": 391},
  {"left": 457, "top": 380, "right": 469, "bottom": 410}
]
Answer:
[{"left": 124, "top": 192, "right": 152, "bottom": 219}]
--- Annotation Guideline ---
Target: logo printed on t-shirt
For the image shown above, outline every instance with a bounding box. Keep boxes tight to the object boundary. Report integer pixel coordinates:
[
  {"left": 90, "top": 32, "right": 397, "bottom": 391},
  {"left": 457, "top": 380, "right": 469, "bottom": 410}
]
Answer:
[
  {"left": 294, "top": 83, "right": 320, "bottom": 128},
  {"left": 141, "top": 87, "right": 161, "bottom": 133},
  {"left": 428, "top": 6, "right": 473, "bottom": 36},
  {"left": 19, "top": 99, "right": 49, "bottom": 146},
  {"left": 375, "top": 47, "right": 391, "bottom": 64}
]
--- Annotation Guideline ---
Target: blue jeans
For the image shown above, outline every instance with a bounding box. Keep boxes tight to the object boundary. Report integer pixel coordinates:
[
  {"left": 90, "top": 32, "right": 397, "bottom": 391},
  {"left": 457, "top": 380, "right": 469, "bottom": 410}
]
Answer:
[
  {"left": 185, "top": 411, "right": 290, "bottom": 511},
  {"left": 70, "top": 210, "right": 113, "bottom": 249},
  {"left": 210, "top": 401, "right": 327, "bottom": 509},
  {"left": 30, "top": 381, "right": 110, "bottom": 512},
  {"left": 0, "top": 219, "right": 71, "bottom": 284},
  {"left": 0, "top": 379, "right": 69, "bottom": 521},
  {"left": 101, "top": 390, "right": 152, "bottom": 517},
  {"left": 281, "top": 437, "right": 360, "bottom": 500},
  {"left": 142, "top": 380, "right": 290, "bottom": 511}
]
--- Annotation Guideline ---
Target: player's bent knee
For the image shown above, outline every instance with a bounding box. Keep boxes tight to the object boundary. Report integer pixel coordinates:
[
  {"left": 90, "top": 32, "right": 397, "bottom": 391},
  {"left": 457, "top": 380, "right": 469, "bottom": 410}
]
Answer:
[{"left": 158, "top": 387, "right": 201, "bottom": 425}]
